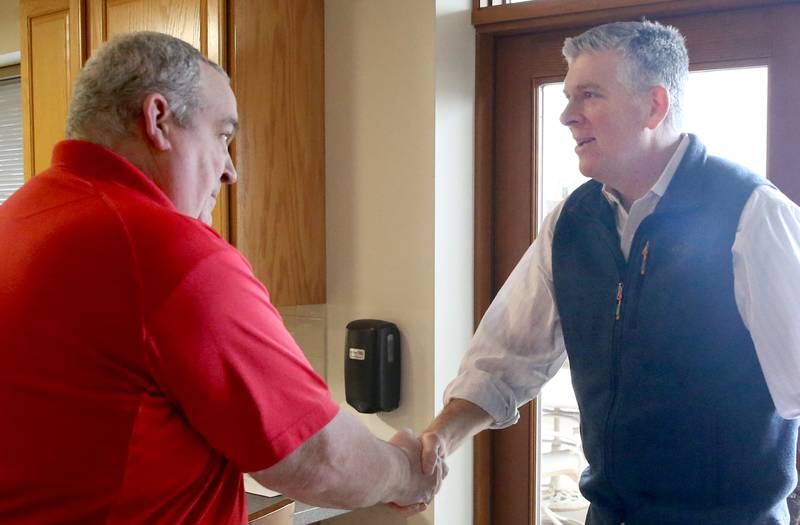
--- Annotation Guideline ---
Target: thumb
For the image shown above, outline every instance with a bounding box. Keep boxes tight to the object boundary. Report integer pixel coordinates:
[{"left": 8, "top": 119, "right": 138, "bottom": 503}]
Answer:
[{"left": 420, "top": 432, "right": 444, "bottom": 476}]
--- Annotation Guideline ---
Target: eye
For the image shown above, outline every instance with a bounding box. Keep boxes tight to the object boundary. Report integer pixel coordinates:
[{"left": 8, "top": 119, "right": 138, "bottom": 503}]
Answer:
[{"left": 583, "top": 90, "right": 598, "bottom": 99}]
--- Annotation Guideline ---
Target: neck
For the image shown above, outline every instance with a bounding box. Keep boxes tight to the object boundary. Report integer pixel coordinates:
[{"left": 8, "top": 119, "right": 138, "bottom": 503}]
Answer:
[
  {"left": 108, "top": 133, "right": 162, "bottom": 182},
  {"left": 615, "top": 132, "right": 682, "bottom": 210}
]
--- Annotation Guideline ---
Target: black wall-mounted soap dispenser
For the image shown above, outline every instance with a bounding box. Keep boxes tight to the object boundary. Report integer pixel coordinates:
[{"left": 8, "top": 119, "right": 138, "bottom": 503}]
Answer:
[{"left": 344, "top": 319, "right": 401, "bottom": 413}]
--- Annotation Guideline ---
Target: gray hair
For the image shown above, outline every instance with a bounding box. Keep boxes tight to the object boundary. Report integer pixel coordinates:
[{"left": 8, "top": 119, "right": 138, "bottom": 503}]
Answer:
[
  {"left": 563, "top": 20, "right": 689, "bottom": 130},
  {"left": 66, "top": 31, "right": 226, "bottom": 146}
]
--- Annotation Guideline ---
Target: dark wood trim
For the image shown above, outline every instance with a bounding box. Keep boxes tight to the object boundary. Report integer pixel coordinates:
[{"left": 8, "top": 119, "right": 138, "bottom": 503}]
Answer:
[
  {"left": 766, "top": 4, "right": 800, "bottom": 203},
  {"left": 246, "top": 498, "right": 294, "bottom": 524},
  {"left": 226, "top": 0, "right": 238, "bottom": 247},
  {"left": 472, "top": 0, "right": 800, "bottom": 34},
  {"left": 473, "top": 31, "right": 495, "bottom": 525}
]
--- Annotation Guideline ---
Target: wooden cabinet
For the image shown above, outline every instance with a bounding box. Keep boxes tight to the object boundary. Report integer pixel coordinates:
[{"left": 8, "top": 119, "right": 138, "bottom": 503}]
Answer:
[
  {"left": 20, "top": 0, "right": 83, "bottom": 179},
  {"left": 20, "top": 0, "right": 326, "bottom": 306},
  {"left": 231, "top": 0, "right": 326, "bottom": 306}
]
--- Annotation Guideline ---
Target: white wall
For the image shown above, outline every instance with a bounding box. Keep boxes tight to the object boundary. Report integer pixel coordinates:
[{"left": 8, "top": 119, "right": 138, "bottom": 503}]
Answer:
[
  {"left": 434, "top": 0, "right": 475, "bottom": 523},
  {"left": 325, "top": 0, "right": 475, "bottom": 523}
]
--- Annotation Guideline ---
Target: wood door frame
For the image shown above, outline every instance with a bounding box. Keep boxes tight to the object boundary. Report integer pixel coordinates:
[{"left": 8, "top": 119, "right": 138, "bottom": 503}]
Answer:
[{"left": 472, "top": 2, "right": 800, "bottom": 524}]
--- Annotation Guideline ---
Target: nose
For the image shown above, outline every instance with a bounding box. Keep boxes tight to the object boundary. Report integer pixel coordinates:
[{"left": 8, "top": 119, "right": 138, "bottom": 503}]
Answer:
[
  {"left": 560, "top": 99, "right": 581, "bottom": 128},
  {"left": 222, "top": 152, "right": 238, "bottom": 185}
]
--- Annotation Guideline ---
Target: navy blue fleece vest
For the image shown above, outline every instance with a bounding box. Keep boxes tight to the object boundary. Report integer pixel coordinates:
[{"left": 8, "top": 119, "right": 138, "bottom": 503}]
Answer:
[{"left": 552, "top": 135, "right": 798, "bottom": 525}]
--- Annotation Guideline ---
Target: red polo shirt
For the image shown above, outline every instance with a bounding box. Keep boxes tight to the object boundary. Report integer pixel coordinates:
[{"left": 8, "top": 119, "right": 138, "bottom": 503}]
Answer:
[{"left": 0, "top": 140, "right": 339, "bottom": 524}]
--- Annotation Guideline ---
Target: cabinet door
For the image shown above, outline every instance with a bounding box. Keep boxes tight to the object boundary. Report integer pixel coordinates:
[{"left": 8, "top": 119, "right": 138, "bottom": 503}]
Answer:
[
  {"left": 231, "top": 0, "right": 326, "bottom": 306},
  {"left": 85, "top": 0, "right": 231, "bottom": 239},
  {"left": 20, "top": 0, "right": 84, "bottom": 180}
]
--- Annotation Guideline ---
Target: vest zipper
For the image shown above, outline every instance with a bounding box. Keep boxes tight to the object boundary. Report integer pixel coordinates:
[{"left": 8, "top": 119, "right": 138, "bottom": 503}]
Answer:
[
  {"left": 605, "top": 279, "right": 626, "bottom": 496},
  {"left": 640, "top": 240, "right": 650, "bottom": 275}
]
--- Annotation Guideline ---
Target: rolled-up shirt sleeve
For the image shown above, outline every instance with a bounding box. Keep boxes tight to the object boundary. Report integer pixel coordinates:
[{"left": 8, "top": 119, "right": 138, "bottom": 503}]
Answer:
[
  {"left": 445, "top": 202, "right": 568, "bottom": 428},
  {"left": 733, "top": 185, "right": 800, "bottom": 420}
]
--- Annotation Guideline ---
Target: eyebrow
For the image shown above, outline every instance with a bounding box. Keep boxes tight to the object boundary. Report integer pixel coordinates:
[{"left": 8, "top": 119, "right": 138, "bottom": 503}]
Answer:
[
  {"left": 222, "top": 117, "right": 239, "bottom": 133},
  {"left": 564, "top": 82, "right": 605, "bottom": 96}
]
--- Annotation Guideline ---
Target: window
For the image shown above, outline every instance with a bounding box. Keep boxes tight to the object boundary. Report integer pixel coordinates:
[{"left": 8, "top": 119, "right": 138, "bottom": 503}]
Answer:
[{"left": 0, "top": 76, "right": 23, "bottom": 204}]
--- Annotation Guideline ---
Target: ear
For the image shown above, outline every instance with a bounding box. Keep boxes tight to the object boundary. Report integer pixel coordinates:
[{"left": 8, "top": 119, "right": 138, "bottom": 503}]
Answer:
[
  {"left": 644, "top": 85, "right": 670, "bottom": 130},
  {"left": 141, "top": 93, "right": 174, "bottom": 152}
]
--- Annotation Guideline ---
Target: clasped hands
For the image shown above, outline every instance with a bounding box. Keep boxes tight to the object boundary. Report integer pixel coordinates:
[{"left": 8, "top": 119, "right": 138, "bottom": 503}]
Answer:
[{"left": 387, "top": 429, "right": 449, "bottom": 515}]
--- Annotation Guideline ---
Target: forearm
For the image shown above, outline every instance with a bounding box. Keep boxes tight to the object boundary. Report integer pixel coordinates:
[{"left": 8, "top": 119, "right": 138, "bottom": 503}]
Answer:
[
  {"left": 251, "top": 410, "right": 414, "bottom": 509},
  {"left": 424, "top": 398, "right": 493, "bottom": 457}
]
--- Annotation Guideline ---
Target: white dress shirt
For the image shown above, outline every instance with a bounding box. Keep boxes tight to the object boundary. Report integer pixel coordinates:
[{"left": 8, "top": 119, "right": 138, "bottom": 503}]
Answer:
[{"left": 445, "top": 135, "right": 800, "bottom": 426}]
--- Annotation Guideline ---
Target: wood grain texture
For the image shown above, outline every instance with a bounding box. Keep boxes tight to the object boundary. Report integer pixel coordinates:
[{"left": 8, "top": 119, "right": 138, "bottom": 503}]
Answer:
[
  {"left": 766, "top": 4, "right": 800, "bottom": 204},
  {"left": 473, "top": 0, "right": 799, "bottom": 33},
  {"left": 90, "top": 0, "right": 202, "bottom": 51},
  {"left": 86, "top": 0, "right": 231, "bottom": 238},
  {"left": 473, "top": 31, "right": 495, "bottom": 525},
  {"left": 247, "top": 498, "right": 294, "bottom": 524},
  {"left": 20, "top": 0, "right": 83, "bottom": 179},
  {"left": 232, "top": 0, "right": 325, "bottom": 306}
]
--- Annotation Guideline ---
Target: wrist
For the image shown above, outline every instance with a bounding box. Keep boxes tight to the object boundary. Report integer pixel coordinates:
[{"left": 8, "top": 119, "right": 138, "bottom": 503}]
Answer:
[
  {"left": 425, "top": 398, "right": 493, "bottom": 455},
  {"left": 381, "top": 439, "right": 413, "bottom": 504}
]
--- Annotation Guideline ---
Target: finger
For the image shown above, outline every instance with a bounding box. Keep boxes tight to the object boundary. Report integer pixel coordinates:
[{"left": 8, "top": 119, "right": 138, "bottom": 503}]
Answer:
[
  {"left": 387, "top": 502, "right": 427, "bottom": 516},
  {"left": 433, "top": 463, "right": 442, "bottom": 495}
]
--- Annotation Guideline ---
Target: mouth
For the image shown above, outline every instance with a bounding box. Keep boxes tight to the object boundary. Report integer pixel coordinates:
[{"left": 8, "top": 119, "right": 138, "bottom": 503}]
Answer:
[{"left": 575, "top": 137, "right": 596, "bottom": 150}]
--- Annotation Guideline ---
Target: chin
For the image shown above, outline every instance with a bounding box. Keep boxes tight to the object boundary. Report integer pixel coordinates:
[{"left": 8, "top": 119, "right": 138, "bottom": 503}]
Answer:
[{"left": 578, "top": 161, "right": 596, "bottom": 180}]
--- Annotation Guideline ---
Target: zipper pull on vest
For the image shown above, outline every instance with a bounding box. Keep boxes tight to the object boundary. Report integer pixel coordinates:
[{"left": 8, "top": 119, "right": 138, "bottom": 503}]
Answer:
[{"left": 615, "top": 282, "right": 624, "bottom": 320}]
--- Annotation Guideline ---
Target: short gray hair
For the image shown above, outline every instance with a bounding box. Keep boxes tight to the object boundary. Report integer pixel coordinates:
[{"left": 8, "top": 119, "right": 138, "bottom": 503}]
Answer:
[
  {"left": 66, "top": 31, "right": 226, "bottom": 146},
  {"left": 563, "top": 20, "right": 689, "bottom": 130}
]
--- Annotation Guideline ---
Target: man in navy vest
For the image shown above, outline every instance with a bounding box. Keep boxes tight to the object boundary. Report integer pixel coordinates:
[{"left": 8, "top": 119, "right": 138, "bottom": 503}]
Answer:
[{"left": 415, "top": 20, "right": 800, "bottom": 524}]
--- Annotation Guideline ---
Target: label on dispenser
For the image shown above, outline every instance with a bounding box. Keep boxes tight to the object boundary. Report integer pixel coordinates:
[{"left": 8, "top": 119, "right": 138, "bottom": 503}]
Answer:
[{"left": 348, "top": 348, "right": 366, "bottom": 360}]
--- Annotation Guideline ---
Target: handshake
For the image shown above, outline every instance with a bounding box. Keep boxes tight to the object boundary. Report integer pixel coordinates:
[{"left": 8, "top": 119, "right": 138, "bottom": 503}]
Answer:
[
  {"left": 385, "top": 429, "right": 449, "bottom": 515},
  {"left": 250, "top": 400, "right": 491, "bottom": 514}
]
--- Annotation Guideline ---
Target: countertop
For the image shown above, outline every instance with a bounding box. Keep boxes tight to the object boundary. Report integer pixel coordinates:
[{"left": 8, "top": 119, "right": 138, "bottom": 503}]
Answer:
[{"left": 247, "top": 492, "right": 349, "bottom": 524}]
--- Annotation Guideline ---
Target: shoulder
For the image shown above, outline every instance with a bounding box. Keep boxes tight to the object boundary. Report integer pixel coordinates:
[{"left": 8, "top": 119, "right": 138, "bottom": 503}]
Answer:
[
  {"left": 100, "top": 186, "right": 242, "bottom": 310},
  {"left": 562, "top": 179, "right": 603, "bottom": 211},
  {"left": 740, "top": 184, "right": 800, "bottom": 229}
]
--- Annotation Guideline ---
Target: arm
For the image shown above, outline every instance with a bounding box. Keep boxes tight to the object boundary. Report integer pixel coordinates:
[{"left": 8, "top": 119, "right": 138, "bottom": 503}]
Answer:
[
  {"left": 418, "top": 398, "right": 493, "bottom": 475},
  {"left": 441, "top": 201, "right": 569, "bottom": 429},
  {"left": 733, "top": 185, "right": 800, "bottom": 419},
  {"left": 251, "top": 410, "right": 440, "bottom": 509},
  {"left": 145, "top": 248, "right": 439, "bottom": 508},
  {"left": 417, "top": 202, "right": 571, "bottom": 475}
]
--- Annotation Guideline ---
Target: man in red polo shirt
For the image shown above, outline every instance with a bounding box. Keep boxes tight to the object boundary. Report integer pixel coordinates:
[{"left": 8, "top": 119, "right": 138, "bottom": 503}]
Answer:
[{"left": 0, "top": 32, "right": 441, "bottom": 524}]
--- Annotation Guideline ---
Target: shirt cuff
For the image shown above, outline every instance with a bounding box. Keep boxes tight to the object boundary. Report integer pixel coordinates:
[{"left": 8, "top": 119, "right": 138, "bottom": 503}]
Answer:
[{"left": 443, "top": 369, "right": 520, "bottom": 429}]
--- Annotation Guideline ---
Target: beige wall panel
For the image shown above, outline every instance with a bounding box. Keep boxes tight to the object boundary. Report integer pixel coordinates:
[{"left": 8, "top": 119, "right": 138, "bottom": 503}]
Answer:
[
  {"left": 325, "top": 0, "right": 436, "bottom": 523},
  {"left": 0, "top": 0, "right": 21, "bottom": 54}
]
